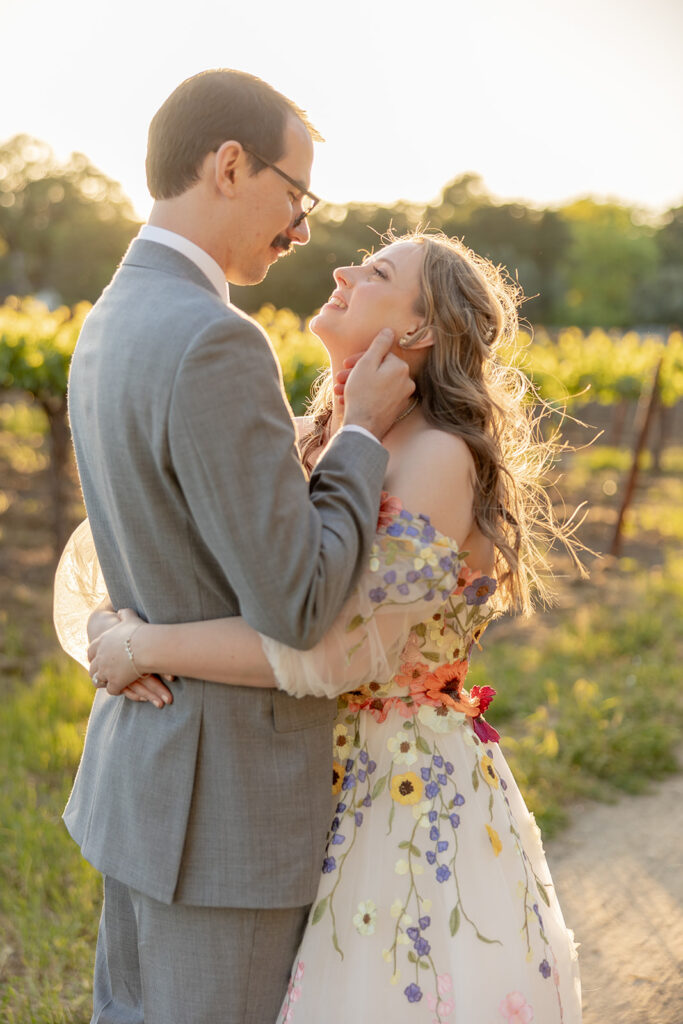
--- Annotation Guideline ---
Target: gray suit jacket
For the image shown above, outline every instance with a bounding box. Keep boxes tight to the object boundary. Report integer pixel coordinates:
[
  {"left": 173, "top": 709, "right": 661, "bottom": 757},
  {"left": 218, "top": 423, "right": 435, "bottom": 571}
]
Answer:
[{"left": 64, "top": 238, "right": 388, "bottom": 907}]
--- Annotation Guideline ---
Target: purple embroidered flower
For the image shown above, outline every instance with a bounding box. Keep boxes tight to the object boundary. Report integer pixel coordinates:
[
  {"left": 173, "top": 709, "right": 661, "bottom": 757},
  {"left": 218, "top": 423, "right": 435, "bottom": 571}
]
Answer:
[
  {"left": 428, "top": 810, "right": 438, "bottom": 823},
  {"left": 421, "top": 525, "right": 436, "bottom": 542},
  {"left": 426, "top": 850, "right": 436, "bottom": 865},
  {"left": 425, "top": 781, "right": 439, "bottom": 799},
  {"left": 463, "top": 575, "right": 497, "bottom": 606},
  {"left": 404, "top": 983, "right": 423, "bottom": 1003},
  {"left": 362, "top": 794, "right": 372, "bottom": 807},
  {"left": 450, "top": 813, "right": 460, "bottom": 828},
  {"left": 386, "top": 522, "right": 404, "bottom": 536},
  {"left": 384, "top": 570, "right": 397, "bottom": 584},
  {"left": 414, "top": 936, "right": 431, "bottom": 957},
  {"left": 422, "top": 565, "right": 434, "bottom": 579},
  {"left": 439, "top": 556, "right": 454, "bottom": 571},
  {"left": 437, "top": 773, "right": 447, "bottom": 786},
  {"left": 500, "top": 778, "right": 508, "bottom": 790},
  {"left": 330, "top": 832, "right": 345, "bottom": 845},
  {"left": 331, "top": 817, "right": 340, "bottom": 832},
  {"left": 418, "top": 915, "right": 431, "bottom": 930},
  {"left": 453, "top": 793, "right": 465, "bottom": 806},
  {"left": 345, "top": 758, "right": 354, "bottom": 771},
  {"left": 440, "top": 589, "right": 451, "bottom": 599},
  {"left": 400, "top": 509, "right": 414, "bottom": 520},
  {"left": 357, "top": 768, "right": 366, "bottom": 782},
  {"left": 354, "top": 812, "right": 364, "bottom": 826},
  {"left": 406, "top": 926, "right": 420, "bottom": 941},
  {"left": 406, "top": 570, "right": 421, "bottom": 583},
  {"left": 405, "top": 525, "right": 419, "bottom": 537},
  {"left": 397, "top": 583, "right": 410, "bottom": 595},
  {"left": 421, "top": 767, "right": 431, "bottom": 782},
  {"left": 539, "top": 959, "right": 551, "bottom": 979},
  {"left": 424, "top": 589, "right": 435, "bottom": 601},
  {"left": 445, "top": 761, "right": 454, "bottom": 775},
  {"left": 335, "top": 802, "right": 347, "bottom": 813},
  {"left": 359, "top": 749, "right": 368, "bottom": 765},
  {"left": 433, "top": 755, "right": 444, "bottom": 768},
  {"left": 322, "top": 856, "right": 336, "bottom": 873},
  {"left": 341, "top": 774, "right": 356, "bottom": 791},
  {"left": 429, "top": 825, "right": 440, "bottom": 841},
  {"left": 369, "top": 587, "right": 387, "bottom": 603},
  {"left": 367, "top": 760, "right": 377, "bottom": 774},
  {"left": 437, "top": 840, "right": 449, "bottom": 853},
  {"left": 436, "top": 865, "right": 451, "bottom": 883}
]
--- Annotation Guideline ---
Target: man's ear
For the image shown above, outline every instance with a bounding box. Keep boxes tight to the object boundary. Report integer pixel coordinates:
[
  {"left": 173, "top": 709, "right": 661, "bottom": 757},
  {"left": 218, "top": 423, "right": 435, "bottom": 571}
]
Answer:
[
  {"left": 213, "top": 140, "right": 244, "bottom": 197},
  {"left": 398, "top": 324, "right": 435, "bottom": 350}
]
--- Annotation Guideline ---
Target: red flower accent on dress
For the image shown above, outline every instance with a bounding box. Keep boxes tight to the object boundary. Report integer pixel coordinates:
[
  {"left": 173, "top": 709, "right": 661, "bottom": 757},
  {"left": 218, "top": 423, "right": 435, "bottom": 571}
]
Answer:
[{"left": 377, "top": 491, "right": 404, "bottom": 530}]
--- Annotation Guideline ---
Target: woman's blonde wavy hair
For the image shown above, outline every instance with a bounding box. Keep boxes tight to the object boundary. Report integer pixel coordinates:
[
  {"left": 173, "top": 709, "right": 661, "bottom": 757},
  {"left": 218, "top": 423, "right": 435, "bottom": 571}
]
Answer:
[{"left": 299, "top": 230, "right": 585, "bottom": 615}]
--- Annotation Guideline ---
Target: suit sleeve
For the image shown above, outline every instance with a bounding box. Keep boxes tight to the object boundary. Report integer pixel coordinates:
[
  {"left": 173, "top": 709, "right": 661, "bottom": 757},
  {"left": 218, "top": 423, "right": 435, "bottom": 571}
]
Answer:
[{"left": 168, "top": 314, "right": 388, "bottom": 649}]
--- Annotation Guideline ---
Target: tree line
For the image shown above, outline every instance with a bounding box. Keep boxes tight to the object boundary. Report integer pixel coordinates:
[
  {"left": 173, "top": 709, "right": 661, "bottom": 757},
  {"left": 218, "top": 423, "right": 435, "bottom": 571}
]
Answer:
[{"left": 1, "top": 135, "right": 682, "bottom": 327}]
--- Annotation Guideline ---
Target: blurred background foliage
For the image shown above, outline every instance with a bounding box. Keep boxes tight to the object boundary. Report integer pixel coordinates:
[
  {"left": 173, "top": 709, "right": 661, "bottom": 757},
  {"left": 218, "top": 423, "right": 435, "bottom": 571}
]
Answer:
[{"left": 2, "top": 135, "right": 682, "bottom": 329}]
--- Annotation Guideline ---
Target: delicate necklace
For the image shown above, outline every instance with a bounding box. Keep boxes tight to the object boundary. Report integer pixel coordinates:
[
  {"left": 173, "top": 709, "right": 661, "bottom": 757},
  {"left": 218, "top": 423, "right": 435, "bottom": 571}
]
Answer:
[{"left": 392, "top": 396, "right": 419, "bottom": 426}]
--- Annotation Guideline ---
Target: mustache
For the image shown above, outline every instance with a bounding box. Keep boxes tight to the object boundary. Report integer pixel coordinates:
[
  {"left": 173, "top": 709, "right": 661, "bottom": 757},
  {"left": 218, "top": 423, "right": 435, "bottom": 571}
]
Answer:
[{"left": 272, "top": 234, "right": 293, "bottom": 255}]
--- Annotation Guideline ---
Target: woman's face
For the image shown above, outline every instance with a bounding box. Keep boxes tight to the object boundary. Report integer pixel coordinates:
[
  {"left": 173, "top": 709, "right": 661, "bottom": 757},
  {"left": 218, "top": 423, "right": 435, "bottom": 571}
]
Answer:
[{"left": 311, "top": 241, "right": 426, "bottom": 360}]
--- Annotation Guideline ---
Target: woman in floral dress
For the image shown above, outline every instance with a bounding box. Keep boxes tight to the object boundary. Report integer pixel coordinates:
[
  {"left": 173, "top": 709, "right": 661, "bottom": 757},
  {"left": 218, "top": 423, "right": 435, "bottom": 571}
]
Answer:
[{"left": 67, "top": 231, "right": 582, "bottom": 1022}]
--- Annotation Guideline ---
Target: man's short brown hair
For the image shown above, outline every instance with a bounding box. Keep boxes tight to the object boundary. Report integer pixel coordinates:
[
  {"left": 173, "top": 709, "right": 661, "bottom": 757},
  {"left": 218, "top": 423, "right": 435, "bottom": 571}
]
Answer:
[{"left": 146, "top": 69, "right": 322, "bottom": 200}]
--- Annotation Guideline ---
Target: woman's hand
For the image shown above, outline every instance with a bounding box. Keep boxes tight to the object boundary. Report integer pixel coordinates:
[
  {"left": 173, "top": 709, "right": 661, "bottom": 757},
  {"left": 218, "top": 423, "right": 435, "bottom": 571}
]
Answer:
[{"left": 88, "top": 608, "right": 173, "bottom": 708}]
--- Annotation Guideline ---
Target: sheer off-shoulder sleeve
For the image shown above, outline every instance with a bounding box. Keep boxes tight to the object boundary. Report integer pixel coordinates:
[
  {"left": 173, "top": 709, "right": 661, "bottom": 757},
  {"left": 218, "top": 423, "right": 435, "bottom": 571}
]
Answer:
[
  {"left": 53, "top": 519, "right": 108, "bottom": 669},
  {"left": 260, "top": 507, "right": 464, "bottom": 699}
]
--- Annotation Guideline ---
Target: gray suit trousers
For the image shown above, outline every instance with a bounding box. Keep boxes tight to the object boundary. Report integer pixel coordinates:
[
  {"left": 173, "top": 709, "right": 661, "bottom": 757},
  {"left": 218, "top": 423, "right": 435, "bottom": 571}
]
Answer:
[{"left": 93, "top": 876, "right": 308, "bottom": 1024}]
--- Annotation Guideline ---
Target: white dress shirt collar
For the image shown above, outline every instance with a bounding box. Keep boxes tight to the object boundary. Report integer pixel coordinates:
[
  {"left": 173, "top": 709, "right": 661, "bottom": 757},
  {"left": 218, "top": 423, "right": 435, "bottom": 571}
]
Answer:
[{"left": 137, "top": 225, "right": 229, "bottom": 303}]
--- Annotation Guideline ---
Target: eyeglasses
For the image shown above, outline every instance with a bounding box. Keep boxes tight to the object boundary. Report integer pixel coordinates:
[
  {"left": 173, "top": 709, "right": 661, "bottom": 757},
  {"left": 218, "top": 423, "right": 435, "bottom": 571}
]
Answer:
[{"left": 241, "top": 144, "right": 321, "bottom": 228}]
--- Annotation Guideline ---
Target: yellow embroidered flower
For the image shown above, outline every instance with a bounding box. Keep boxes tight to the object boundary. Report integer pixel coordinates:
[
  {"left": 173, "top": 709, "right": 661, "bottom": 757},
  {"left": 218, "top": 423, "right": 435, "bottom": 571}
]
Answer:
[
  {"left": 353, "top": 900, "right": 377, "bottom": 935},
  {"left": 395, "top": 859, "right": 410, "bottom": 875},
  {"left": 382, "top": 948, "right": 392, "bottom": 963},
  {"left": 332, "top": 760, "right": 344, "bottom": 795},
  {"left": 480, "top": 754, "right": 499, "bottom": 788},
  {"left": 420, "top": 898, "right": 432, "bottom": 912},
  {"left": 333, "top": 724, "right": 351, "bottom": 760},
  {"left": 390, "top": 898, "right": 404, "bottom": 919},
  {"left": 387, "top": 732, "right": 418, "bottom": 765},
  {"left": 391, "top": 970, "right": 401, "bottom": 985},
  {"left": 390, "top": 771, "right": 424, "bottom": 805},
  {"left": 486, "top": 824, "right": 502, "bottom": 856}
]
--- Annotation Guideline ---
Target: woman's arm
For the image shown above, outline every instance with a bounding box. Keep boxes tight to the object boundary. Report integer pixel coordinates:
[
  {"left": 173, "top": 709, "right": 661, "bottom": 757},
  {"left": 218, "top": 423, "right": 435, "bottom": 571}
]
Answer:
[{"left": 88, "top": 609, "right": 276, "bottom": 696}]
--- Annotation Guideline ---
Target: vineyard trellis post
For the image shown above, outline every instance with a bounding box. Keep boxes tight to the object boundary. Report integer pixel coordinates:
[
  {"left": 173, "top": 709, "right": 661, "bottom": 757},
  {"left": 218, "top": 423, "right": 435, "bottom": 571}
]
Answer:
[{"left": 609, "top": 357, "right": 664, "bottom": 558}]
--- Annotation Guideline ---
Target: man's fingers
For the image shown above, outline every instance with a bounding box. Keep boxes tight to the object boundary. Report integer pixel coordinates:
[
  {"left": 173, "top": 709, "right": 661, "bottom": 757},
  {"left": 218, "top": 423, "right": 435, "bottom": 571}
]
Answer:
[{"left": 356, "top": 328, "right": 394, "bottom": 369}]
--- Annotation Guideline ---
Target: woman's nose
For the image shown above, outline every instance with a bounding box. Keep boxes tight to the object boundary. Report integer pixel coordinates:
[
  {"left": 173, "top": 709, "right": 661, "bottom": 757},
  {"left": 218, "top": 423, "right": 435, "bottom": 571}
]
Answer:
[{"left": 333, "top": 266, "right": 352, "bottom": 287}]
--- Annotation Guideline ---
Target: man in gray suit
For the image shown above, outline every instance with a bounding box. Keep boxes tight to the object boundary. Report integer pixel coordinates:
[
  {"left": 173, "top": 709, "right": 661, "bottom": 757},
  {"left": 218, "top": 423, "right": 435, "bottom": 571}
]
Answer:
[{"left": 65, "top": 69, "right": 413, "bottom": 1023}]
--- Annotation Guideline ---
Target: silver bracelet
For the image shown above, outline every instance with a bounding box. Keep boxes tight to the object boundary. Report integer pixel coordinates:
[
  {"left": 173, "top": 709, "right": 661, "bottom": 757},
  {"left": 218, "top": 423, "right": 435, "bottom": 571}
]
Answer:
[{"left": 124, "top": 624, "right": 143, "bottom": 677}]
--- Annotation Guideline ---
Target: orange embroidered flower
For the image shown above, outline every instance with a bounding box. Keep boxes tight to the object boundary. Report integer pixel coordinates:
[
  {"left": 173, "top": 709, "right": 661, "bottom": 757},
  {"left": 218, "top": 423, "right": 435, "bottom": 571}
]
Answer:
[
  {"left": 377, "top": 491, "right": 404, "bottom": 530},
  {"left": 453, "top": 565, "right": 478, "bottom": 595}
]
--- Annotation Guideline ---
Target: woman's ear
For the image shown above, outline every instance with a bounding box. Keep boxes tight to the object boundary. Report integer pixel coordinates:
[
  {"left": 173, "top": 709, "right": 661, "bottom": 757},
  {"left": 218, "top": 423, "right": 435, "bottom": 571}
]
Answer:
[{"left": 398, "top": 324, "right": 435, "bottom": 350}]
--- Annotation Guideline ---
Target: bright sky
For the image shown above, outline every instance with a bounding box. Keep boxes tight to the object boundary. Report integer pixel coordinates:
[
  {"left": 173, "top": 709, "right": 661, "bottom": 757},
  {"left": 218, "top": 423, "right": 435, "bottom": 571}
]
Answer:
[{"left": 2, "top": 0, "right": 682, "bottom": 220}]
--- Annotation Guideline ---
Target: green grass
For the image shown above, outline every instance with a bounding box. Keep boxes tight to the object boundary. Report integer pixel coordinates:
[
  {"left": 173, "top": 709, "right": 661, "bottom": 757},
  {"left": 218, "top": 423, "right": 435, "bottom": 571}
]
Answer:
[{"left": 0, "top": 658, "right": 100, "bottom": 1023}]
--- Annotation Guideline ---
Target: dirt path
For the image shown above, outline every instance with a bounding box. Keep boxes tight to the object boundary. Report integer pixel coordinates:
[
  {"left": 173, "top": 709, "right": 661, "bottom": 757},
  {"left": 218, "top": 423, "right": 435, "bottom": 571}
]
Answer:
[{"left": 546, "top": 769, "right": 683, "bottom": 1024}]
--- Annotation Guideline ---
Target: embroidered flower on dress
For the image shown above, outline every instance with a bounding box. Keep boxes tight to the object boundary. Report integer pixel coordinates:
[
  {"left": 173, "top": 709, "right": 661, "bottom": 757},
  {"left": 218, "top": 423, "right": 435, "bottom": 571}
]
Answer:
[
  {"left": 377, "top": 491, "right": 404, "bottom": 530},
  {"left": 333, "top": 724, "right": 351, "bottom": 760},
  {"left": 404, "top": 983, "right": 423, "bottom": 1003},
  {"left": 486, "top": 824, "right": 503, "bottom": 856},
  {"left": 480, "top": 754, "right": 499, "bottom": 788},
  {"left": 331, "top": 760, "right": 344, "bottom": 795},
  {"left": 499, "top": 992, "right": 534, "bottom": 1023},
  {"left": 352, "top": 900, "right": 377, "bottom": 935},
  {"left": 390, "top": 771, "right": 424, "bottom": 805},
  {"left": 387, "top": 732, "right": 418, "bottom": 765},
  {"left": 418, "top": 704, "right": 466, "bottom": 733},
  {"left": 463, "top": 575, "right": 497, "bottom": 606}
]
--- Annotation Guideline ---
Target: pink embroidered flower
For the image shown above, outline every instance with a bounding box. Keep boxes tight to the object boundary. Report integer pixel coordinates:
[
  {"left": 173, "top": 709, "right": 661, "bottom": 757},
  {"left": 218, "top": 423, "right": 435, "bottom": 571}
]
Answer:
[
  {"left": 499, "top": 991, "right": 534, "bottom": 1023},
  {"left": 377, "top": 491, "right": 404, "bottom": 530},
  {"left": 437, "top": 973, "right": 453, "bottom": 996},
  {"left": 453, "top": 564, "right": 478, "bottom": 595}
]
